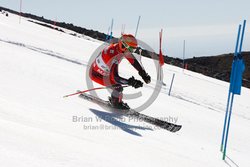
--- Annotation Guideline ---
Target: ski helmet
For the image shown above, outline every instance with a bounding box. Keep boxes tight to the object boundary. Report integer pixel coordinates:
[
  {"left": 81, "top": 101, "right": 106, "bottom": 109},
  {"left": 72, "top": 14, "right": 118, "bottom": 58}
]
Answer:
[{"left": 118, "top": 34, "right": 138, "bottom": 52}]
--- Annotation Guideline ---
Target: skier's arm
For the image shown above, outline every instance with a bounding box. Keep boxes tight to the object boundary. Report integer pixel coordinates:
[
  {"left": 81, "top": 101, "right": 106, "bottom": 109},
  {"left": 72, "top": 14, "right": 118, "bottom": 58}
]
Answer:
[
  {"left": 112, "top": 65, "right": 143, "bottom": 88},
  {"left": 125, "top": 54, "right": 144, "bottom": 73},
  {"left": 125, "top": 54, "right": 151, "bottom": 84},
  {"left": 112, "top": 65, "right": 129, "bottom": 85}
]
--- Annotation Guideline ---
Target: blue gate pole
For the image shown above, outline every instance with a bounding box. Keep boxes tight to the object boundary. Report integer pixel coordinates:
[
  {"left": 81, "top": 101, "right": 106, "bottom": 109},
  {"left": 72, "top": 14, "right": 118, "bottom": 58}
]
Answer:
[
  {"left": 222, "top": 20, "right": 246, "bottom": 160},
  {"left": 239, "top": 20, "right": 246, "bottom": 54},
  {"left": 135, "top": 16, "right": 141, "bottom": 37},
  {"left": 109, "top": 18, "right": 114, "bottom": 40},
  {"left": 223, "top": 93, "right": 235, "bottom": 160},
  {"left": 220, "top": 91, "right": 232, "bottom": 151},
  {"left": 105, "top": 26, "right": 110, "bottom": 41},
  {"left": 168, "top": 73, "right": 175, "bottom": 96},
  {"left": 220, "top": 24, "right": 241, "bottom": 152}
]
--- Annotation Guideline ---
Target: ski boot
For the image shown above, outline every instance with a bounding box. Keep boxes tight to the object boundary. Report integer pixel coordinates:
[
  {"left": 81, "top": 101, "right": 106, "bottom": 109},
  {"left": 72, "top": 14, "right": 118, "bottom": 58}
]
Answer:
[{"left": 108, "top": 97, "right": 130, "bottom": 110}]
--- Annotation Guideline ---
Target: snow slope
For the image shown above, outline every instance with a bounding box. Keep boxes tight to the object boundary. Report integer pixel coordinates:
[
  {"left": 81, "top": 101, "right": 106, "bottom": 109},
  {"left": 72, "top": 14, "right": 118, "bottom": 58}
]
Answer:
[{"left": 1, "top": 12, "right": 250, "bottom": 167}]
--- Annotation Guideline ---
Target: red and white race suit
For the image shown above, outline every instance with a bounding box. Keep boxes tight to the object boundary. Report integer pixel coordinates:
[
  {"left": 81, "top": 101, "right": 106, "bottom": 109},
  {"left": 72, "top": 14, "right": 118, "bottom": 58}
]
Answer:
[{"left": 89, "top": 43, "right": 143, "bottom": 86}]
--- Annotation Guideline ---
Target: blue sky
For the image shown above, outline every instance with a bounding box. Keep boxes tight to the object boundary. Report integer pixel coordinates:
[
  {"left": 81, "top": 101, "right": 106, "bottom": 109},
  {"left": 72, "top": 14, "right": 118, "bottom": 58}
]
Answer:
[{"left": 1, "top": 0, "right": 250, "bottom": 58}]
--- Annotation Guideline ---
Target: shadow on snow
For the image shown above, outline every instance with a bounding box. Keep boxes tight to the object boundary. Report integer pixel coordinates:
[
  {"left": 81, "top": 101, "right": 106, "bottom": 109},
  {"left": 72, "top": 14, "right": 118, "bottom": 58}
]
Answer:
[{"left": 89, "top": 108, "right": 152, "bottom": 137}]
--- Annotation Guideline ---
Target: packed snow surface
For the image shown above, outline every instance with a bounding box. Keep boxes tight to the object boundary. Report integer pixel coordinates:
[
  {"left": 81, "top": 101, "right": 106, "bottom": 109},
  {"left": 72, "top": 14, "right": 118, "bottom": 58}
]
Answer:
[{"left": 1, "top": 12, "right": 250, "bottom": 167}]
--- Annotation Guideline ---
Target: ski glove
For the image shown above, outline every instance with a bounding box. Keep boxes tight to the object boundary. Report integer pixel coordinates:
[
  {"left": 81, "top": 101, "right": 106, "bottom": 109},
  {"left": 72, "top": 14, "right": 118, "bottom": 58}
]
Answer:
[
  {"left": 139, "top": 70, "right": 151, "bottom": 84},
  {"left": 128, "top": 76, "right": 143, "bottom": 89}
]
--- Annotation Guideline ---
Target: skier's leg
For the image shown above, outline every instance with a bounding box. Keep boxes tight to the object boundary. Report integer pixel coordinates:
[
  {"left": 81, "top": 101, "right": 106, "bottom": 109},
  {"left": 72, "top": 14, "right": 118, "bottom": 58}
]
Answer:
[
  {"left": 111, "top": 84, "right": 123, "bottom": 103},
  {"left": 110, "top": 84, "right": 130, "bottom": 109},
  {"left": 89, "top": 70, "right": 106, "bottom": 86}
]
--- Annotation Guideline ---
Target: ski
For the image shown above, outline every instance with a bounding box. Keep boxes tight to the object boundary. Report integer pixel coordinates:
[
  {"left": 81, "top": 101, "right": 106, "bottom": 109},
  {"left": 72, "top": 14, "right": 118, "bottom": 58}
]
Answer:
[{"left": 78, "top": 92, "right": 182, "bottom": 132}]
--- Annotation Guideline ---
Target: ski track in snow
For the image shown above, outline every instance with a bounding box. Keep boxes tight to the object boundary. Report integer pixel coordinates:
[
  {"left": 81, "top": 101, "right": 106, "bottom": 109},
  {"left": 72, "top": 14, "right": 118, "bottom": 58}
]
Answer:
[{"left": 0, "top": 38, "right": 89, "bottom": 67}]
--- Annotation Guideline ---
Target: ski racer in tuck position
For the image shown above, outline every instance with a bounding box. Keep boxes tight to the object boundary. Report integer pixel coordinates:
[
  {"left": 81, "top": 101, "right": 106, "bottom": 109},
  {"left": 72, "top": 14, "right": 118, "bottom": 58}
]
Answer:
[{"left": 89, "top": 34, "right": 151, "bottom": 110}]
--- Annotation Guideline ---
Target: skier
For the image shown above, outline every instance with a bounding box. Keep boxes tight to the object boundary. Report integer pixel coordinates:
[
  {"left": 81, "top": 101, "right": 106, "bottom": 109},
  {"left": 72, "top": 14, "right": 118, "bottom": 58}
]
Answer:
[{"left": 89, "top": 34, "right": 151, "bottom": 110}]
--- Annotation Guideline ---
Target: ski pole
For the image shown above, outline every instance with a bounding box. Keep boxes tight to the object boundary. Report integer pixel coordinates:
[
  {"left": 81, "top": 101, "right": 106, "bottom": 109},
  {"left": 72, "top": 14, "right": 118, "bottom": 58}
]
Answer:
[{"left": 63, "top": 85, "right": 129, "bottom": 98}]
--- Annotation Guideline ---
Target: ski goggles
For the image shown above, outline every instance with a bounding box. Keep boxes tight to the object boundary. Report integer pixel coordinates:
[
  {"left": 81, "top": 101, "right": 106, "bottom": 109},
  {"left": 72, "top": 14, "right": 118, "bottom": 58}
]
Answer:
[{"left": 121, "top": 41, "right": 137, "bottom": 53}]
